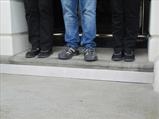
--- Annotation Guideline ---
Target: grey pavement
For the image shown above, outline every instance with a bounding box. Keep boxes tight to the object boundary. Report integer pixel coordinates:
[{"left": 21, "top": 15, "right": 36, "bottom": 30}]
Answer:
[{"left": 0, "top": 73, "right": 159, "bottom": 119}]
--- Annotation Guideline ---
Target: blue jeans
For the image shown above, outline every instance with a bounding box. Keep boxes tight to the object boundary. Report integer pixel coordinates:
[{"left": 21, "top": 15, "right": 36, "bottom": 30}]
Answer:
[{"left": 60, "top": 0, "right": 96, "bottom": 49}]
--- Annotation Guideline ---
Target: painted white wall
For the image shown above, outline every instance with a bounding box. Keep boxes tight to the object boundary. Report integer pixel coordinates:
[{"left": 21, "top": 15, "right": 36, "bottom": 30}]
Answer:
[
  {"left": 149, "top": 0, "right": 159, "bottom": 36},
  {"left": 0, "top": 0, "right": 12, "bottom": 34},
  {"left": 149, "top": 0, "right": 159, "bottom": 92},
  {"left": 154, "top": 59, "right": 159, "bottom": 92},
  {"left": 148, "top": 37, "right": 159, "bottom": 62},
  {"left": 149, "top": 0, "right": 159, "bottom": 62},
  {"left": 0, "top": 0, "right": 13, "bottom": 55},
  {"left": 10, "top": 0, "right": 28, "bottom": 33},
  {"left": 0, "top": 0, "right": 29, "bottom": 56}
]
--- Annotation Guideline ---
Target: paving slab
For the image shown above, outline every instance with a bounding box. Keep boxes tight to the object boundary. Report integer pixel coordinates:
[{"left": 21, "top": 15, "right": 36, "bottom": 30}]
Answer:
[{"left": 1, "top": 74, "right": 159, "bottom": 119}]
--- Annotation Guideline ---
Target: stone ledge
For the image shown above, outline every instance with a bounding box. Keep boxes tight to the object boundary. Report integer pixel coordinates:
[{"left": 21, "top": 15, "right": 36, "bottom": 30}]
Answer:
[
  {"left": 154, "top": 58, "right": 159, "bottom": 92},
  {"left": 0, "top": 47, "right": 154, "bottom": 72}
]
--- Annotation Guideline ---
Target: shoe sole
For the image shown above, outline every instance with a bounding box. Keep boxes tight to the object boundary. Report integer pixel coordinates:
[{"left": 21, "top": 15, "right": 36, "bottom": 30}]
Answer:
[
  {"left": 84, "top": 57, "right": 98, "bottom": 62},
  {"left": 58, "top": 56, "right": 73, "bottom": 60},
  {"left": 58, "top": 53, "right": 79, "bottom": 60},
  {"left": 38, "top": 55, "right": 51, "bottom": 58},
  {"left": 38, "top": 54, "right": 52, "bottom": 58},
  {"left": 124, "top": 58, "right": 135, "bottom": 62},
  {"left": 25, "top": 56, "right": 36, "bottom": 58},
  {"left": 25, "top": 54, "right": 38, "bottom": 58},
  {"left": 38, "top": 52, "right": 53, "bottom": 58},
  {"left": 112, "top": 57, "right": 123, "bottom": 61},
  {"left": 85, "top": 59, "right": 98, "bottom": 62}
]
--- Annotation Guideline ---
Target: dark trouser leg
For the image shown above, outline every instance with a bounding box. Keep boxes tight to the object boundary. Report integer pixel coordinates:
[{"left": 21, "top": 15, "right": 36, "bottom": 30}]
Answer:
[
  {"left": 124, "top": 0, "right": 140, "bottom": 49},
  {"left": 39, "top": 0, "right": 54, "bottom": 51},
  {"left": 111, "top": 0, "right": 124, "bottom": 49},
  {"left": 24, "top": 0, "right": 40, "bottom": 49}
]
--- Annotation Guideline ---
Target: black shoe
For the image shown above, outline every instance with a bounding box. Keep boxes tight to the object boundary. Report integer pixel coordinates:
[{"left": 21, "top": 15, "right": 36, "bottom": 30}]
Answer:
[
  {"left": 112, "top": 48, "right": 123, "bottom": 61},
  {"left": 83, "top": 48, "right": 98, "bottom": 62},
  {"left": 58, "top": 47, "right": 79, "bottom": 60},
  {"left": 25, "top": 48, "right": 40, "bottom": 58},
  {"left": 38, "top": 48, "right": 53, "bottom": 58},
  {"left": 124, "top": 49, "right": 135, "bottom": 62}
]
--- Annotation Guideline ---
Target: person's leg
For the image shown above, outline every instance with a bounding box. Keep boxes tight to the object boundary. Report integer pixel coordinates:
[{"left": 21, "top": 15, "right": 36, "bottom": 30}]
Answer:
[
  {"left": 124, "top": 0, "right": 140, "bottom": 50},
  {"left": 111, "top": 0, "right": 124, "bottom": 61},
  {"left": 79, "top": 0, "right": 97, "bottom": 61},
  {"left": 60, "top": 0, "right": 79, "bottom": 48},
  {"left": 79, "top": 0, "right": 96, "bottom": 49},
  {"left": 58, "top": 0, "right": 79, "bottom": 60},
  {"left": 38, "top": 0, "right": 54, "bottom": 51},
  {"left": 111, "top": 0, "right": 124, "bottom": 50},
  {"left": 123, "top": 0, "right": 140, "bottom": 62},
  {"left": 37, "top": 0, "right": 54, "bottom": 58},
  {"left": 24, "top": 0, "right": 40, "bottom": 58}
]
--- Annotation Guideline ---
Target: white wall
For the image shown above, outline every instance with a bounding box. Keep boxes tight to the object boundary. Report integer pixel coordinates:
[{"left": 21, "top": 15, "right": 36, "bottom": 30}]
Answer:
[
  {"left": 0, "top": 0, "right": 12, "bottom": 55},
  {"left": 154, "top": 59, "right": 159, "bottom": 92},
  {"left": 0, "top": 0, "right": 29, "bottom": 56},
  {"left": 149, "top": 0, "right": 159, "bottom": 62},
  {"left": 149, "top": 0, "right": 159, "bottom": 92}
]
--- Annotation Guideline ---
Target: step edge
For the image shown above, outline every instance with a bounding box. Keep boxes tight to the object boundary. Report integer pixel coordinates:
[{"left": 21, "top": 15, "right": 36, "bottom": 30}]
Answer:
[{"left": 0, "top": 64, "right": 154, "bottom": 84}]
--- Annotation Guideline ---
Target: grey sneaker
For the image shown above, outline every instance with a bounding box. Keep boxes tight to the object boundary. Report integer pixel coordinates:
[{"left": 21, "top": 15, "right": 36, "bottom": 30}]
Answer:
[
  {"left": 83, "top": 48, "right": 98, "bottom": 62},
  {"left": 58, "top": 47, "right": 79, "bottom": 60}
]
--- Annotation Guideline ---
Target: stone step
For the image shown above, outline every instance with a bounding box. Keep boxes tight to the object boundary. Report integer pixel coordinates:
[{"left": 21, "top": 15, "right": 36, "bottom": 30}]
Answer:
[
  {"left": 0, "top": 47, "right": 154, "bottom": 83},
  {"left": 8, "top": 47, "right": 153, "bottom": 72}
]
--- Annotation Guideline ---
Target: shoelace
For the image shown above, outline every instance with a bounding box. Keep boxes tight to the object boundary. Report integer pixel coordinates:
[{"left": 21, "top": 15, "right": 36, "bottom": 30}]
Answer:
[
  {"left": 83, "top": 48, "right": 95, "bottom": 55},
  {"left": 64, "top": 47, "right": 75, "bottom": 55}
]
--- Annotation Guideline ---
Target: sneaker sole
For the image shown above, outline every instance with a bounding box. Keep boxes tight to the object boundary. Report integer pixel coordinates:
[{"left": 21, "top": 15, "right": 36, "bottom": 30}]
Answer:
[
  {"left": 58, "top": 53, "right": 79, "bottom": 60},
  {"left": 124, "top": 58, "right": 135, "bottom": 62},
  {"left": 112, "top": 57, "right": 123, "bottom": 61},
  {"left": 38, "top": 55, "right": 51, "bottom": 58},
  {"left": 25, "top": 56, "right": 37, "bottom": 58},
  {"left": 84, "top": 57, "right": 98, "bottom": 62},
  {"left": 58, "top": 56, "right": 73, "bottom": 60},
  {"left": 38, "top": 52, "right": 53, "bottom": 58},
  {"left": 25, "top": 54, "right": 39, "bottom": 58}
]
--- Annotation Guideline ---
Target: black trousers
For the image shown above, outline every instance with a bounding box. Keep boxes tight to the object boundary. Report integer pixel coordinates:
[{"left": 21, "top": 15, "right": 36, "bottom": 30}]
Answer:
[
  {"left": 111, "top": 0, "right": 140, "bottom": 49},
  {"left": 24, "top": 0, "right": 54, "bottom": 50}
]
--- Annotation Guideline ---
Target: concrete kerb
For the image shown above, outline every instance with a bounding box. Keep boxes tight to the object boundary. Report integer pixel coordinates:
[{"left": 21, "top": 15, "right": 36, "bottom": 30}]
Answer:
[{"left": 154, "top": 57, "right": 159, "bottom": 92}]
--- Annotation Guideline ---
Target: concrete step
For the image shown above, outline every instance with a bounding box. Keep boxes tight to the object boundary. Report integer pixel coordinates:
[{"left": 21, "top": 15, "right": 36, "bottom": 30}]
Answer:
[
  {"left": 9, "top": 47, "right": 153, "bottom": 72},
  {"left": 0, "top": 47, "right": 154, "bottom": 84}
]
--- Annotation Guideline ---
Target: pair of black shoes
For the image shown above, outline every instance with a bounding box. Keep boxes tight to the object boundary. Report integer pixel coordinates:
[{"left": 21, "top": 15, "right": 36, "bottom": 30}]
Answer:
[
  {"left": 112, "top": 48, "right": 135, "bottom": 62},
  {"left": 25, "top": 48, "right": 53, "bottom": 58}
]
